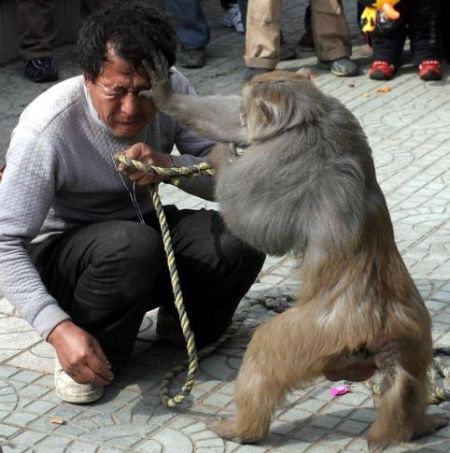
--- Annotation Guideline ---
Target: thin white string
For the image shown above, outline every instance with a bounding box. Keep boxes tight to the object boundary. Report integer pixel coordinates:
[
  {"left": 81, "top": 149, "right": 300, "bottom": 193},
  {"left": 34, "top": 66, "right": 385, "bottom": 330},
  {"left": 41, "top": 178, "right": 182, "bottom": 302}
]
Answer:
[{"left": 110, "top": 153, "right": 146, "bottom": 225}]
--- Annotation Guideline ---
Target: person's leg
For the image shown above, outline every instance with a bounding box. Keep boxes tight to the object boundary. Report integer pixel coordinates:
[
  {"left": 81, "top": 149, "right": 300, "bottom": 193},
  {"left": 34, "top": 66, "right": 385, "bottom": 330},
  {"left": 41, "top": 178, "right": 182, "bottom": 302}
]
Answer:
[
  {"left": 156, "top": 207, "right": 265, "bottom": 348},
  {"left": 299, "top": 2, "right": 315, "bottom": 51},
  {"left": 311, "top": 0, "right": 358, "bottom": 76},
  {"left": 311, "top": 0, "right": 350, "bottom": 61},
  {"left": 30, "top": 220, "right": 167, "bottom": 371},
  {"left": 407, "top": 0, "right": 443, "bottom": 80},
  {"left": 221, "top": 0, "right": 245, "bottom": 33},
  {"left": 17, "top": 0, "right": 56, "bottom": 60},
  {"left": 368, "top": 6, "right": 407, "bottom": 80},
  {"left": 17, "top": 0, "right": 58, "bottom": 82},
  {"left": 238, "top": 0, "right": 248, "bottom": 27},
  {"left": 244, "top": 0, "right": 282, "bottom": 73},
  {"left": 166, "top": 0, "right": 209, "bottom": 49},
  {"left": 165, "top": 0, "right": 209, "bottom": 67}
]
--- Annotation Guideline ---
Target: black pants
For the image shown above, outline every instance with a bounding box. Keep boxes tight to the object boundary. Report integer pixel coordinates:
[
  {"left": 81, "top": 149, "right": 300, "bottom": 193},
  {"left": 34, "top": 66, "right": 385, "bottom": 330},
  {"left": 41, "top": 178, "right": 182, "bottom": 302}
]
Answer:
[
  {"left": 30, "top": 207, "right": 265, "bottom": 370},
  {"left": 371, "top": 0, "right": 442, "bottom": 65}
]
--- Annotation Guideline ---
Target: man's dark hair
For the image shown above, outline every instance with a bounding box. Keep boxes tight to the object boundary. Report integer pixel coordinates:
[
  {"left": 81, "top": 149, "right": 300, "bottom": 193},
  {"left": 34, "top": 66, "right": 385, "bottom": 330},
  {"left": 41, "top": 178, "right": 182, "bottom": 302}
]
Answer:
[{"left": 78, "top": 1, "right": 177, "bottom": 81}]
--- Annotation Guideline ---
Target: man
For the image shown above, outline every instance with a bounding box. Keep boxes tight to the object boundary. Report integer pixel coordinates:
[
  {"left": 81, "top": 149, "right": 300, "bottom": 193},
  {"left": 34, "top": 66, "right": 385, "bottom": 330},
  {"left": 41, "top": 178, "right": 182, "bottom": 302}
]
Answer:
[
  {"left": 244, "top": 0, "right": 359, "bottom": 80},
  {"left": 0, "top": 1, "right": 265, "bottom": 403}
]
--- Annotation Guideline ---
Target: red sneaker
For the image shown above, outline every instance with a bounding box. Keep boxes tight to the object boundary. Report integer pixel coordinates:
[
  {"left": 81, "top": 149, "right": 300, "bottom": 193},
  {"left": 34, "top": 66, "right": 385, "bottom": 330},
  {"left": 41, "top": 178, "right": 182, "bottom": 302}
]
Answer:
[
  {"left": 419, "top": 60, "right": 442, "bottom": 81},
  {"left": 369, "top": 60, "right": 396, "bottom": 80}
]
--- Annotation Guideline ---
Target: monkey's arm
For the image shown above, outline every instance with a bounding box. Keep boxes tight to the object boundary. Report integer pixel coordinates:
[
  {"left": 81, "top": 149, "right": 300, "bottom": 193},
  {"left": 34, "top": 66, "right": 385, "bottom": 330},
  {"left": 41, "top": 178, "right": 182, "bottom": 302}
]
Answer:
[
  {"left": 141, "top": 56, "right": 247, "bottom": 145},
  {"left": 162, "top": 92, "right": 246, "bottom": 145}
]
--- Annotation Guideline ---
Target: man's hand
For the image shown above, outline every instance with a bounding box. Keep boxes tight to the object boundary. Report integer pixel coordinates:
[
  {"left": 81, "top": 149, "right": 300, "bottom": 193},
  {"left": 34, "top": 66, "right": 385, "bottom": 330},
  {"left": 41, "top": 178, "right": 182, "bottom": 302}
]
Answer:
[
  {"left": 48, "top": 320, "right": 114, "bottom": 385},
  {"left": 114, "top": 143, "right": 173, "bottom": 186},
  {"left": 140, "top": 53, "right": 172, "bottom": 107}
]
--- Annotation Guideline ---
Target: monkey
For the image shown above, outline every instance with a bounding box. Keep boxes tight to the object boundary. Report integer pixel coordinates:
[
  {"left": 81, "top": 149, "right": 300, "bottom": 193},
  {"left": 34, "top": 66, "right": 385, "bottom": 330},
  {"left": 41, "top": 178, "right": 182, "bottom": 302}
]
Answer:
[{"left": 141, "top": 55, "right": 449, "bottom": 450}]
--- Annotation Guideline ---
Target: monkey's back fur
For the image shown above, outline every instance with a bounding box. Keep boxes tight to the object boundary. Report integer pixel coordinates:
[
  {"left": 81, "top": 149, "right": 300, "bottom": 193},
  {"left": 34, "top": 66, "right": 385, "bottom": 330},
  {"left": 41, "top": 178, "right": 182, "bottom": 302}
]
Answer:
[{"left": 214, "top": 84, "right": 372, "bottom": 257}]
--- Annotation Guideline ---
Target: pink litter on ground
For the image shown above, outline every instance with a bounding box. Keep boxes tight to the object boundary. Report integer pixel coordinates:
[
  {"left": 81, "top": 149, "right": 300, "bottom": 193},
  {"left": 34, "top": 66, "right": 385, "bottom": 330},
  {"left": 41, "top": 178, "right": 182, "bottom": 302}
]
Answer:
[{"left": 329, "top": 384, "right": 351, "bottom": 397}]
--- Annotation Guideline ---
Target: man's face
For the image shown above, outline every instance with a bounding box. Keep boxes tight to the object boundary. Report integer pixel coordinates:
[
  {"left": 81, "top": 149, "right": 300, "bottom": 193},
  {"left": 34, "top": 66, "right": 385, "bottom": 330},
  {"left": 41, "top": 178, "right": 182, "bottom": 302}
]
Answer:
[{"left": 85, "top": 48, "right": 157, "bottom": 138}]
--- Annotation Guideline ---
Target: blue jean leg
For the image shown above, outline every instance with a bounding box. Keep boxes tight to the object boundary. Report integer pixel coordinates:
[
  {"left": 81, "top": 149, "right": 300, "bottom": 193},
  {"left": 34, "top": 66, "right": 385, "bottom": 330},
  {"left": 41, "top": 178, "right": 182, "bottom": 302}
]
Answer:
[{"left": 167, "top": 0, "right": 210, "bottom": 49}]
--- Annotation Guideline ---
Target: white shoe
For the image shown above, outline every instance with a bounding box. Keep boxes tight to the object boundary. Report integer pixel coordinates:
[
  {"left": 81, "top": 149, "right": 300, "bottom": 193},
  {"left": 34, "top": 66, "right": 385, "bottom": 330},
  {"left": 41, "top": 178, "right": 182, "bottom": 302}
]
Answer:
[
  {"left": 221, "top": 4, "right": 244, "bottom": 33},
  {"left": 54, "top": 358, "right": 104, "bottom": 404}
]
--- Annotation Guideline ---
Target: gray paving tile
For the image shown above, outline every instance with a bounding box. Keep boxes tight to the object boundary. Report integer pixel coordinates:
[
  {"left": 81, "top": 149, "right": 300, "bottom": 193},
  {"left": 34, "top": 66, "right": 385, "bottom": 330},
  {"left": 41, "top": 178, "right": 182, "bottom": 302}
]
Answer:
[{"left": 1, "top": 0, "right": 450, "bottom": 451}]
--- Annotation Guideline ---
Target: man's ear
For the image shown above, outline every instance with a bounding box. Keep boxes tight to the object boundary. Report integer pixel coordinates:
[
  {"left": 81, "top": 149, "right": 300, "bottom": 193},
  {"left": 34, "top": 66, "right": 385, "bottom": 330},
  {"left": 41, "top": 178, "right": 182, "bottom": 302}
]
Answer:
[{"left": 83, "top": 72, "right": 94, "bottom": 88}]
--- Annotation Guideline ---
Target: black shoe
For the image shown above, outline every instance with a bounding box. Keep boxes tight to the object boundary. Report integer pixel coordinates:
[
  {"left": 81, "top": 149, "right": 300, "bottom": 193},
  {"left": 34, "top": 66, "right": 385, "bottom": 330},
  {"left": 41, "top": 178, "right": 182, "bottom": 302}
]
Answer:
[
  {"left": 244, "top": 67, "right": 272, "bottom": 81},
  {"left": 24, "top": 57, "right": 59, "bottom": 82},
  {"left": 177, "top": 46, "right": 206, "bottom": 68},
  {"left": 318, "top": 57, "right": 358, "bottom": 77}
]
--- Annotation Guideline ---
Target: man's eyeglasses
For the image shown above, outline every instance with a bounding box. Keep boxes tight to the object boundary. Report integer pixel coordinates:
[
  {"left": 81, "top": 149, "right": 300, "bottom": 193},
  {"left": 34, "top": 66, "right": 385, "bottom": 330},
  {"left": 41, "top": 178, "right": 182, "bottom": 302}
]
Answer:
[{"left": 95, "top": 81, "right": 151, "bottom": 99}]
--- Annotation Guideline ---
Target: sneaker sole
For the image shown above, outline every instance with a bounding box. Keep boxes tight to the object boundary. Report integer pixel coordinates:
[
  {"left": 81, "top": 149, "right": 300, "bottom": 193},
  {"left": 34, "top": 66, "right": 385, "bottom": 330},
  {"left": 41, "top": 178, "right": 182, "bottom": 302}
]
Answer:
[
  {"left": 331, "top": 68, "right": 359, "bottom": 77},
  {"left": 55, "top": 385, "right": 104, "bottom": 404}
]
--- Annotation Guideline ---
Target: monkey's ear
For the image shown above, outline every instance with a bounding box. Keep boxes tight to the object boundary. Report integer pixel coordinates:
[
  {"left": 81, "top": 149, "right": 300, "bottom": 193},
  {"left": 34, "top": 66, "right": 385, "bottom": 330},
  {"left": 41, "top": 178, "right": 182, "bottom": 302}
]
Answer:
[{"left": 257, "top": 99, "right": 274, "bottom": 123}]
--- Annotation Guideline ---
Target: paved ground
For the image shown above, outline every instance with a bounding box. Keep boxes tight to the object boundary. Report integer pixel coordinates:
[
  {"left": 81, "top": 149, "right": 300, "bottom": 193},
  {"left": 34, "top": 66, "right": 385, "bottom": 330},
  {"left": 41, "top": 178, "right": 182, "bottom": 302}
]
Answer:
[{"left": 1, "top": 1, "right": 450, "bottom": 451}]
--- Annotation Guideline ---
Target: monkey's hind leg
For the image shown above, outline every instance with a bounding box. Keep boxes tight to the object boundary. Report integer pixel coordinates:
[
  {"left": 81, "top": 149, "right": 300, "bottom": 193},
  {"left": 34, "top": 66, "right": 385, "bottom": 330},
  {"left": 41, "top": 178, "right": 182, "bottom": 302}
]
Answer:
[
  {"left": 208, "top": 343, "right": 286, "bottom": 442},
  {"left": 208, "top": 378, "right": 284, "bottom": 444},
  {"left": 209, "top": 311, "right": 315, "bottom": 443},
  {"left": 367, "top": 341, "right": 449, "bottom": 451}
]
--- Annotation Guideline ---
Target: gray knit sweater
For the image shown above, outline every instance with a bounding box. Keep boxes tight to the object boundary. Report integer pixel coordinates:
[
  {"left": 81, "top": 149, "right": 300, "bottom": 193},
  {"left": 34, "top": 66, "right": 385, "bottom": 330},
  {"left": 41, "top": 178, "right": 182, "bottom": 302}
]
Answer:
[{"left": 0, "top": 70, "right": 215, "bottom": 339}]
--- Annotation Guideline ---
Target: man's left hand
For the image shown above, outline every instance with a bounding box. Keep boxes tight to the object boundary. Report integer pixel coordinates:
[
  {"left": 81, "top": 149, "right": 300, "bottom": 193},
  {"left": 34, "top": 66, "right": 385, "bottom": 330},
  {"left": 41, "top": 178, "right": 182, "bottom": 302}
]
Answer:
[{"left": 115, "top": 142, "right": 173, "bottom": 186}]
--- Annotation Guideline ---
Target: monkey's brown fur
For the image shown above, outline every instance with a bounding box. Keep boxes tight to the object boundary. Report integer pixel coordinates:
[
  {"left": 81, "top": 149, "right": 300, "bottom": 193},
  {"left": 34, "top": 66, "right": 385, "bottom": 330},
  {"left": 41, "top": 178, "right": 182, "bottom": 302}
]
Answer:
[{"left": 143, "top": 62, "right": 449, "bottom": 450}]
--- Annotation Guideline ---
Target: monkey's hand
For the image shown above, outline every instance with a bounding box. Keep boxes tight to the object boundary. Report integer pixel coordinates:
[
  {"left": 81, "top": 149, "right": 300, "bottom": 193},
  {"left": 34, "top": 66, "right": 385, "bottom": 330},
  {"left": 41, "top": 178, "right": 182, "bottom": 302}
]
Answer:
[
  {"left": 207, "top": 143, "right": 238, "bottom": 174},
  {"left": 141, "top": 52, "right": 173, "bottom": 107}
]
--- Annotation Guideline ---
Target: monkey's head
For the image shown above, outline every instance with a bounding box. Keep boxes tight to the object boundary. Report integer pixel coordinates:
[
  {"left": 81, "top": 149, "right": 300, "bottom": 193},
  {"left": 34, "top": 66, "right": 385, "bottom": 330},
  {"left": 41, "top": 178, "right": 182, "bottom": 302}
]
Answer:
[{"left": 241, "top": 70, "right": 327, "bottom": 142}]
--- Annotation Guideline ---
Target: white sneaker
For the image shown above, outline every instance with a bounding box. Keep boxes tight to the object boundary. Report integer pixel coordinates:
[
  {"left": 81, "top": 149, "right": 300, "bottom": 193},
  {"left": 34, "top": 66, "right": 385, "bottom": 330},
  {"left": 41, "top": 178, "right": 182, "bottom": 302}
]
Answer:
[
  {"left": 221, "top": 4, "right": 244, "bottom": 33},
  {"left": 54, "top": 358, "right": 104, "bottom": 404}
]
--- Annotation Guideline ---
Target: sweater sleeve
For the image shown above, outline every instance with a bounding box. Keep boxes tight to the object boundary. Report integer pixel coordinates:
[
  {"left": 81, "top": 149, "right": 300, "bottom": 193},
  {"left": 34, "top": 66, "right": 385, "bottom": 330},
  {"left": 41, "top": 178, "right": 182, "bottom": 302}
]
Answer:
[{"left": 0, "top": 125, "right": 70, "bottom": 339}]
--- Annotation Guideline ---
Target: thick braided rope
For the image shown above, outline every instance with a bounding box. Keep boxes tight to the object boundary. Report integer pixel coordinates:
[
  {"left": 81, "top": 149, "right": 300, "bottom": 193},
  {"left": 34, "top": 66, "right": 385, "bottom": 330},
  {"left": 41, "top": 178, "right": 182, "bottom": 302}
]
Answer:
[
  {"left": 148, "top": 183, "right": 198, "bottom": 407},
  {"left": 116, "top": 156, "right": 215, "bottom": 186},
  {"left": 116, "top": 155, "right": 214, "bottom": 407}
]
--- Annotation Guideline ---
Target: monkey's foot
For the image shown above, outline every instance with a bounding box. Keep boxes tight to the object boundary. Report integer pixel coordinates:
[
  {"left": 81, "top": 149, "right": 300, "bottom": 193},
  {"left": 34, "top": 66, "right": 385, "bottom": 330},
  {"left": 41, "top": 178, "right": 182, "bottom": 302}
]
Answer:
[
  {"left": 412, "top": 412, "right": 449, "bottom": 439},
  {"left": 208, "top": 418, "right": 262, "bottom": 444}
]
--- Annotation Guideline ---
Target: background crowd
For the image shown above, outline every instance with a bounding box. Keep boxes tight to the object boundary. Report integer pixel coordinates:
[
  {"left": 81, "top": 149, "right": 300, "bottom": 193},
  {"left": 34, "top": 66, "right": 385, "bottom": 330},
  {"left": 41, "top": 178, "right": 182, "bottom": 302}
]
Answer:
[{"left": 15, "top": 0, "right": 449, "bottom": 84}]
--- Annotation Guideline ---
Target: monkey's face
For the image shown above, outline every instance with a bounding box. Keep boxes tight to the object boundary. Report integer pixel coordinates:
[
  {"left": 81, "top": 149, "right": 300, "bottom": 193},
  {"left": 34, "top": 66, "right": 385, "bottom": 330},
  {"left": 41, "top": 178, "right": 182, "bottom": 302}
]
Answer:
[
  {"left": 242, "top": 70, "right": 319, "bottom": 142},
  {"left": 84, "top": 47, "right": 158, "bottom": 138}
]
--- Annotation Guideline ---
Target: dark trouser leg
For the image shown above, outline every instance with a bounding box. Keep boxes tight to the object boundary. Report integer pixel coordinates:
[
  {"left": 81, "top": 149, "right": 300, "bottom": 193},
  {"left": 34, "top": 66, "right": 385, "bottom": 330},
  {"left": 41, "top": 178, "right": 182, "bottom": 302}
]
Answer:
[
  {"left": 370, "top": 1, "right": 407, "bottom": 65},
  {"left": 406, "top": 0, "right": 442, "bottom": 63},
  {"left": 165, "top": 0, "right": 210, "bottom": 49},
  {"left": 17, "top": 0, "right": 57, "bottom": 60},
  {"left": 30, "top": 220, "right": 167, "bottom": 370},
  {"left": 153, "top": 207, "right": 265, "bottom": 348},
  {"left": 31, "top": 208, "right": 264, "bottom": 367}
]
